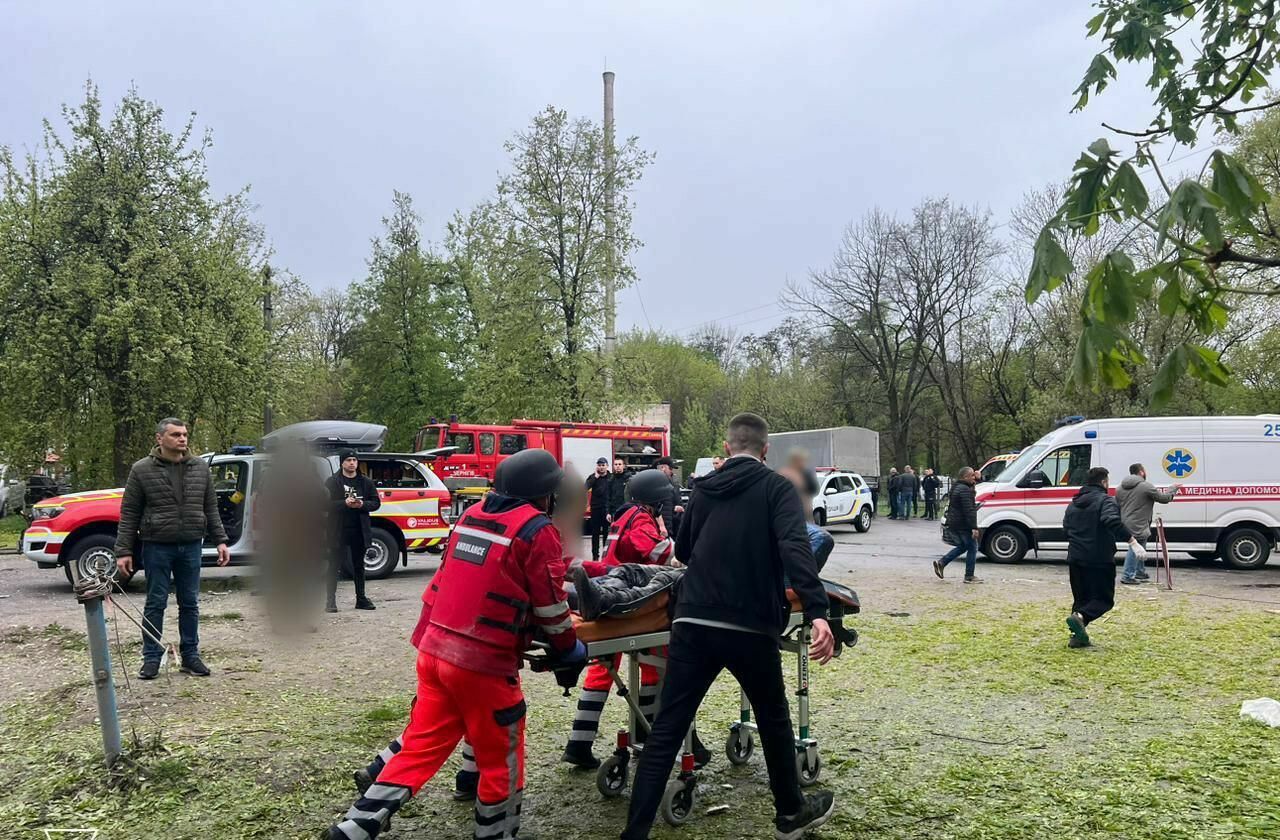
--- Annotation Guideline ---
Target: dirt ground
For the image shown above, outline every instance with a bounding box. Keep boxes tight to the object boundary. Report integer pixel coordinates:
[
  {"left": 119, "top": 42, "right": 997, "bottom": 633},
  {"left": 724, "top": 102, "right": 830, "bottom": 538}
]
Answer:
[{"left": 1, "top": 518, "right": 1278, "bottom": 839}]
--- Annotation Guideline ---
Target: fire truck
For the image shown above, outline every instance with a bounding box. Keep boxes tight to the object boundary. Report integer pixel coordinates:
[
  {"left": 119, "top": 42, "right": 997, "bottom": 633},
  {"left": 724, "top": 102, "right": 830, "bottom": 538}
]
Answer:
[
  {"left": 23, "top": 421, "right": 453, "bottom": 586},
  {"left": 414, "top": 419, "right": 670, "bottom": 508}
]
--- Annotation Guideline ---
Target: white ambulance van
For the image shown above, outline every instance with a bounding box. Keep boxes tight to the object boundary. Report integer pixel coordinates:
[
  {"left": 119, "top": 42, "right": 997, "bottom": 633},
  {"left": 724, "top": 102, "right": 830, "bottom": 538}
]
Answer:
[{"left": 975, "top": 416, "right": 1280, "bottom": 570}]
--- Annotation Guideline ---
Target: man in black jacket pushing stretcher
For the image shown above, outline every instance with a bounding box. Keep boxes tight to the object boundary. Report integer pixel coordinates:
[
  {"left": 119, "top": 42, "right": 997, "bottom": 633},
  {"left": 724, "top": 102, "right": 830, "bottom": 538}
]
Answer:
[{"left": 620, "top": 412, "right": 837, "bottom": 840}]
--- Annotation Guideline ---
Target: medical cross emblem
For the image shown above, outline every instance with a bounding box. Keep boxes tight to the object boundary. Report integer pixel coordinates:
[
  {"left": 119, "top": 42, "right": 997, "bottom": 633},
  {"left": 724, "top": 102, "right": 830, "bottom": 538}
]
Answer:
[{"left": 1164, "top": 448, "right": 1196, "bottom": 478}]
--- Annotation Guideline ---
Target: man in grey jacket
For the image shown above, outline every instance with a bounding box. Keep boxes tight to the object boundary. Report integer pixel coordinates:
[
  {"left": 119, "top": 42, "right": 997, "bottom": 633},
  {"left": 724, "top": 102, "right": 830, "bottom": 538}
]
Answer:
[
  {"left": 1115, "top": 463, "right": 1180, "bottom": 585},
  {"left": 115, "top": 418, "right": 230, "bottom": 679}
]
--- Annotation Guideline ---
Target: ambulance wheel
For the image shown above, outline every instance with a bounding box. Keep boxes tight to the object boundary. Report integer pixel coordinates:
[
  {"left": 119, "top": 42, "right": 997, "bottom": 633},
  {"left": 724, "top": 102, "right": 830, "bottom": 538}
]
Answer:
[
  {"left": 660, "top": 779, "right": 696, "bottom": 826},
  {"left": 1220, "top": 528, "right": 1271, "bottom": 570},
  {"left": 982, "top": 524, "right": 1028, "bottom": 563},
  {"left": 725, "top": 728, "right": 755, "bottom": 766},
  {"left": 364, "top": 529, "right": 399, "bottom": 579},
  {"left": 797, "top": 751, "right": 822, "bottom": 787},
  {"left": 596, "top": 753, "right": 628, "bottom": 798},
  {"left": 854, "top": 505, "right": 872, "bottom": 532}
]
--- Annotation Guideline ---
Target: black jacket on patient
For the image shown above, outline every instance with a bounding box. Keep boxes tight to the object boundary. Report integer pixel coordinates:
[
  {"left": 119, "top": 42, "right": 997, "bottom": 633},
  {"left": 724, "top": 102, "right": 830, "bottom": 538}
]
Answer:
[{"left": 572, "top": 563, "right": 683, "bottom": 621}]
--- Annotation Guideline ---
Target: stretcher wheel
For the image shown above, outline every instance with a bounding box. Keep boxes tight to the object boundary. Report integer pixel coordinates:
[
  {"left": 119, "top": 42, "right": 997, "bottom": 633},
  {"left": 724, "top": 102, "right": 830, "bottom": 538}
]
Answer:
[
  {"left": 660, "top": 778, "right": 697, "bottom": 826},
  {"left": 797, "top": 750, "right": 822, "bottom": 787},
  {"left": 725, "top": 728, "right": 754, "bottom": 766},
  {"left": 596, "top": 753, "right": 628, "bottom": 798}
]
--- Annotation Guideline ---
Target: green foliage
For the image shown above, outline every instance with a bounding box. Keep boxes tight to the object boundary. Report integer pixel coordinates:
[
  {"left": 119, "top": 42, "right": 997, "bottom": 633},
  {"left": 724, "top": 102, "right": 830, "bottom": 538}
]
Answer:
[
  {"left": 0, "top": 83, "right": 266, "bottom": 485},
  {"left": 1031, "top": 1, "right": 1280, "bottom": 407},
  {"left": 345, "top": 192, "right": 462, "bottom": 450}
]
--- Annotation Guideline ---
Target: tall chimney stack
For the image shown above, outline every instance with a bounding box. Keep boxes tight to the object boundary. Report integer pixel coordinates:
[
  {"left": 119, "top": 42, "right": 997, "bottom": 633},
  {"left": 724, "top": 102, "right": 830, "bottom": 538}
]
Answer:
[{"left": 602, "top": 70, "right": 617, "bottom": 377}]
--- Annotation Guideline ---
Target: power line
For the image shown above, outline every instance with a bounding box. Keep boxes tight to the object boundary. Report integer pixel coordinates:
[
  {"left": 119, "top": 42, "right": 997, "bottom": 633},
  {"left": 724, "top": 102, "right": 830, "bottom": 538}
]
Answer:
[{"left": 670, "top": 300, "right": 783, "bottom": 335}]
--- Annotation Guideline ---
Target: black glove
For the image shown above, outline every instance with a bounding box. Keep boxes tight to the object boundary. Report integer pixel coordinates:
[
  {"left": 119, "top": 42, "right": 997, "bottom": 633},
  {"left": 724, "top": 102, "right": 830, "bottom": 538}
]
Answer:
[{"left": 550, "top": 640, "right": 588, "bottom": 695}]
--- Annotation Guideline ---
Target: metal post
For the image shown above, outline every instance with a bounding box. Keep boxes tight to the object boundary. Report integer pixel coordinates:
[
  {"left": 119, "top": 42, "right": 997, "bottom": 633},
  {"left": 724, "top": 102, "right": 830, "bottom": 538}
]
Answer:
[
  {"left": 602, "top": 71, "right": 617, "bottom": 388},
  {"left": 262, "top": 265, "right": 274, "bottom": 435},
  {"left": 83, "top": 597, "right": 122, "bottom": 768}
]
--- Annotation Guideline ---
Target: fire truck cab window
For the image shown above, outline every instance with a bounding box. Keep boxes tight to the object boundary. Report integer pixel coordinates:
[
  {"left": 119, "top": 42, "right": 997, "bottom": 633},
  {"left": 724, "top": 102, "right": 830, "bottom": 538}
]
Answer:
[
  {"left": 479, "top": 433, "right": 495, "bottom": 456},
  {"left": 447, "top": 433, "right": 475, "bottom": 455},
  {"left": 499, "top": 434, "right": 527, "bottom": 456}
]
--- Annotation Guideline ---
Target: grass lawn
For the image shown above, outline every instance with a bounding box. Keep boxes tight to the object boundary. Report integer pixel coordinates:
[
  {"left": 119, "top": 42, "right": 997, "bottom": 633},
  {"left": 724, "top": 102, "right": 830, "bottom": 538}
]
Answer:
[
  {"left": 0, "top": 513, "right": 26, "bottom": 550},
  {"left": 1, "top": 597, "right": 1277, "bottom": 838}
]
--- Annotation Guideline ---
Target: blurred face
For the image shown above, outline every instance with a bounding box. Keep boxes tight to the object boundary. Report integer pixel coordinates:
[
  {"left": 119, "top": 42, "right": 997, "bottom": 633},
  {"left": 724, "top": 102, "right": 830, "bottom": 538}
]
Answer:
[
  {"left": 712, "top": 457, "right": 723, "bottom": 470},
  {"left": 596, "top": 462, "right": 608, "bottom": 476},
  {"left": 342, "top": 456, "right": 359, "bottom": 475},
  {"left": 613, "top": 458, "right": 624, "bottom": 474},
  {"left": 156, "top": 423, "right": 189, "bottom": 455},
  {"left": 658, "top": 464, "right": 673, "bottom": 478}
]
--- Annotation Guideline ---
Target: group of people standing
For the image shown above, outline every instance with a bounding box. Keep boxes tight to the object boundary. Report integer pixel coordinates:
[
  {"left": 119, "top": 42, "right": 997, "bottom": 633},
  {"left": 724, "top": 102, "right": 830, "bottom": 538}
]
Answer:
[{"left": 885, "top": 465, "right": 941, "bottom": 520}]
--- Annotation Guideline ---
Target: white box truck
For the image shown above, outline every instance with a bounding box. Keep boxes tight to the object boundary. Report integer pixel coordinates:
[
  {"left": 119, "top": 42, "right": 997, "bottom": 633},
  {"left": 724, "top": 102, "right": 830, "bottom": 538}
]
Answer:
[
  {"left": 975, "top": 415, "right": 1280, "bottom": 569},
  {"left": 765, "top": 426, "right": 881, "bottom": 477}
]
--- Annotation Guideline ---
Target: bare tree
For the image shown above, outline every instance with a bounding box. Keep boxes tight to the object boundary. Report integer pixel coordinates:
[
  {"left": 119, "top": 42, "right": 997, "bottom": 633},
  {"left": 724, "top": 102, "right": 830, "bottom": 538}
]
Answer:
[{"left": 786, "top": 210, "right": 935, "bottom": 468}]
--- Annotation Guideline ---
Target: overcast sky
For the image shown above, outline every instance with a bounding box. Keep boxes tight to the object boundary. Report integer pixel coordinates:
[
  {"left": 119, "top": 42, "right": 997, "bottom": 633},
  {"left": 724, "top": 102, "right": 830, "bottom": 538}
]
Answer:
[{"left": 3, "top": 1, "right": 1169, "bottom": 337}]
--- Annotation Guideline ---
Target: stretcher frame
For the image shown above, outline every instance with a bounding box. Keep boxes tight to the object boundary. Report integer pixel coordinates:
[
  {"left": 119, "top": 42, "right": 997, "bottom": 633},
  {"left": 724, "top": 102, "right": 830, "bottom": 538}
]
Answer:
[{"left": 581, "top": 612, "right": 812, "bottom": 826}]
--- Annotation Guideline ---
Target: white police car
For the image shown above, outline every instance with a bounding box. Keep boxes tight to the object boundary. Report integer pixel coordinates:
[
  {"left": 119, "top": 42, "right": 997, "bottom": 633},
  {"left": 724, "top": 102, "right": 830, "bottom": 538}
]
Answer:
[{"left": 813, "top": 470, "right": 873, "bottom": 532}]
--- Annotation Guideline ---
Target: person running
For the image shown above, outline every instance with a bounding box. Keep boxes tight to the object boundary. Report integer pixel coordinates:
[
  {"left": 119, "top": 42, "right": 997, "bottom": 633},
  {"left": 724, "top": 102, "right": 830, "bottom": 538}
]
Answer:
[{"left": 1063, "top": 466, "right": 1137, "bottom": 648}]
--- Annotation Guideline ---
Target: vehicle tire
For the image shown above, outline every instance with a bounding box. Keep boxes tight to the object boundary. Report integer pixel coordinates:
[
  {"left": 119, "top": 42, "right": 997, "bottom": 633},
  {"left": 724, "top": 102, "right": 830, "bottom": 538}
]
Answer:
[
  {"left": 363, "top": 529, "right": 400, "bottom": 580},
  {"left": 982, "top": 524, "right": 1029, "bottom": 563},
  {"left": 725, "top": 728, "right": 754, "bottom": 766},
  {"left": 659, "top": 779, "right": 696, "bottom": 826},
  {"left": 813, "top": 508, "right": 827, "bottom": 527},
  {"left": 596, "top": 753, "right": 628, "bottom": 798},
  {"left": 853, "top": 505, "right": 872, "bottom": 533},
  {"left": 797, "top": 750, "right": 822, "bottom": 786},
  {"left": 1219, "top": 528, "right": 1271, "bottom": 570},
  {"left": 63, "top": 535, "right": 128, "bottom": 587}
]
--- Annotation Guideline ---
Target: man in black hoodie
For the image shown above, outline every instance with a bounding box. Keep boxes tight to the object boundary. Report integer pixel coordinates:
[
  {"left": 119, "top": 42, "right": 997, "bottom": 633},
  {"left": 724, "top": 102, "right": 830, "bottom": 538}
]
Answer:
[
  {"left": 621, "top": 413, "right": 836, "bottom": 840},
  {"left": 1062, "top": 466, "right": 1136, "bottom": 648}
]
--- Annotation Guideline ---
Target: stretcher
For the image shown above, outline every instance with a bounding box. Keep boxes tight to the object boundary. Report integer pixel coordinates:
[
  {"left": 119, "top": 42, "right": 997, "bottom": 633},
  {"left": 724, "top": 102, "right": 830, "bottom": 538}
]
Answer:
[{"left": 567, "top": 581, "right": 860, "bottom": 826}]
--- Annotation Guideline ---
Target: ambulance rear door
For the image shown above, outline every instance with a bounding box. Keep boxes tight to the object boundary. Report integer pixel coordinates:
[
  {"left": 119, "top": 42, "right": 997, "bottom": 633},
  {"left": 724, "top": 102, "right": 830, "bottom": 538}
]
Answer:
[{"left": 1201, "top": 417, "right": 1280, "bottom": 550}]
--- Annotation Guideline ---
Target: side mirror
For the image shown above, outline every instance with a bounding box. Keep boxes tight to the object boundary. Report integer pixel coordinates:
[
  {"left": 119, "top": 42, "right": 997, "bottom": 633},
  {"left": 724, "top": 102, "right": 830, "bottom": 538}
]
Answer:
[
  {"left": 824, "top": 485, "right": 839, "bottom": 495},
  {"left": 1026, "top": 470, "right": 1048, "bottom": 489}
]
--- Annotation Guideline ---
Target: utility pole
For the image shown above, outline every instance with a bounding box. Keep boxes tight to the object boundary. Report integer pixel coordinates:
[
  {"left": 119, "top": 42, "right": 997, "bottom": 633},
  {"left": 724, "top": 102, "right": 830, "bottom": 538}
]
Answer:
[
  {"left": 262, "top": 265, "right": 274, "bottom": 436},
  {"left": 602, "top": 70, "right": 617, "bottom": 388}
]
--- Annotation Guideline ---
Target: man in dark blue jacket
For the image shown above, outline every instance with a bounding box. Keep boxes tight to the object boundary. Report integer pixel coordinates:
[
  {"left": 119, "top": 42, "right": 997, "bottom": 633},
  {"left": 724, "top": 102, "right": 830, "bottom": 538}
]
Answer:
[
  {"left": 620, "top": 413, "right": 836, "bottom": 840},
  {"left": 1062, "top": 466, "right": 1136, "bottom": 648}
]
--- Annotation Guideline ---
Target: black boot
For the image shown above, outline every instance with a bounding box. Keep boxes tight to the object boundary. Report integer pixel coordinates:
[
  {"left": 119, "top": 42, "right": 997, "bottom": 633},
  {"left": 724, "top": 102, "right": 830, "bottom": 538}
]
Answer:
[{"left": 561, "top": 739, "right": 600, "bottom": 770}]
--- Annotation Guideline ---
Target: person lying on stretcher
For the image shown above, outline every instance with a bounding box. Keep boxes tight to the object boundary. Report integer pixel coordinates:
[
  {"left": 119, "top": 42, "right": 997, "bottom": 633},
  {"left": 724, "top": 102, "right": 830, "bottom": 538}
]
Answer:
[
  {"left": 561, "top": 469, "right": 689, "bottom": 770},
  {"left": 570, "top": 562, "right": 860, "bottom": 653}
]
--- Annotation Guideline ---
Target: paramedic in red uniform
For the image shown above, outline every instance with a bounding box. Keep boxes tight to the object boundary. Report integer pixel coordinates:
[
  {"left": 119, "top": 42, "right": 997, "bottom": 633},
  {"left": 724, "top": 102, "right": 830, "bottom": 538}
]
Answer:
[
  {"left": 561, "top": 469, "right": 681, "bottom": 769},
  {"left": 327, "top": 449, "right": 585, "bottom": 840}
]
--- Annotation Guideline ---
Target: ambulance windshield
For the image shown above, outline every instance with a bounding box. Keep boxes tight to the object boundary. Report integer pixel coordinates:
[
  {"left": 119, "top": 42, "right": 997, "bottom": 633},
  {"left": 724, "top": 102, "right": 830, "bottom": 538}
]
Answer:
[{"left": 995, "top": 444, "right": 1048, "bottom": 482}]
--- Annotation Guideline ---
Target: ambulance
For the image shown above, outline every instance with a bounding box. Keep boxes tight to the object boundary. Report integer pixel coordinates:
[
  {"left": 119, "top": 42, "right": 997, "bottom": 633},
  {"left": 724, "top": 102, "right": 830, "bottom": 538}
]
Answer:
[{"left": 975, "top": 415, "right": 1280, "bottom": 570}]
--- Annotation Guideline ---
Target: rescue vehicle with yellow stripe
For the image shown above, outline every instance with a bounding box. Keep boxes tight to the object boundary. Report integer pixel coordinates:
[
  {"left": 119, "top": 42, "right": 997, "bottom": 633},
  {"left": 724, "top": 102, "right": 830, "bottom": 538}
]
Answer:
[{"left": 23, "top": 421, "right": 452, "bottom": 585}]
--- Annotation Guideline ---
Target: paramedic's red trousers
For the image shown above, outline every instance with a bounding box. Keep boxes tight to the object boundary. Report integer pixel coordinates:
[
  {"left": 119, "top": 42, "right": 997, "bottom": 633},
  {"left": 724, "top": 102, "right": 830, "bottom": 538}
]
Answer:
[{"left": 331, "top": 651, "right": 526, "bottom": 840}]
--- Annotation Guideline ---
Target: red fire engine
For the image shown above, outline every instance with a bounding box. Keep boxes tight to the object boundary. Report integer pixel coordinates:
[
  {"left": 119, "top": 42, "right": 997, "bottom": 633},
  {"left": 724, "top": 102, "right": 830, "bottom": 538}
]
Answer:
[{"left": 414, "top": 419, "right": 670, "bottom": 496}]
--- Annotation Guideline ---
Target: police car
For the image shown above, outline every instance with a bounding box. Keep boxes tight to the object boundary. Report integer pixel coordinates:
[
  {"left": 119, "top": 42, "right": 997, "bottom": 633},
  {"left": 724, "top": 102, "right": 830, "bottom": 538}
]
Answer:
[
  {"left": 812, "top": 470, "right": 874, "bottom": 532},
  {"left": 975, "top": 415, "right": 1280, "bottom": 569}
]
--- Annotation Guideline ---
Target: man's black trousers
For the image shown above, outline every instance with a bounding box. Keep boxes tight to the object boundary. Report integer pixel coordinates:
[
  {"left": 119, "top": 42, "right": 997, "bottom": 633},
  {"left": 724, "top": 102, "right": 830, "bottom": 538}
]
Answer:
[
  {"left": 1069, "top": 564, "right": 1115, "bottom": 624},
  {"left": 328, "top": 531, "right": 368, "bottom": 603},
  {"left": 924, "top": 497, "right": 938, "bottom": 519},
  {"left": 621, "top": 623, "right": 804, "bottom": 839},
  {"left": 589, "top": 511, "right": 609, "bottom": 560}
]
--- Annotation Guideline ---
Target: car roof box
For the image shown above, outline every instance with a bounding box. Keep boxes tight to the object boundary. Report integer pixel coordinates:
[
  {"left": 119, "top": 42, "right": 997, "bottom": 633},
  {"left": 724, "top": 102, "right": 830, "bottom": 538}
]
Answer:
[{"left": 262, "top": 421, "right": 387, "bottom": 453}]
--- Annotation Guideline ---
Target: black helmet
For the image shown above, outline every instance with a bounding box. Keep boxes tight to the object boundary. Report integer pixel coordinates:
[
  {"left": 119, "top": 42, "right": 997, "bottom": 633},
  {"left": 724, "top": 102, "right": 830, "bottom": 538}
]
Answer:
[
  {"left": 494, "top": 449, "right": 563, "bottom": 501},
  {"left": 628, "top": 469, "right": 671, "bottom": 507}
]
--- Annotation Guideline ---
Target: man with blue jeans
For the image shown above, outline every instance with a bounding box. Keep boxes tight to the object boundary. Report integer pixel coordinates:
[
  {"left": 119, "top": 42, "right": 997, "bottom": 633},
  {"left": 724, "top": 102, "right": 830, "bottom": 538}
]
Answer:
[
  {"left": 1116, "top": 463, "right": 1179, "bottom": 585},
  {"left": 933, "top": 466, "right": 982, "bottom": 583},
  {"left": 116, "top": 418, "right": 230, "bottom": 679}
]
